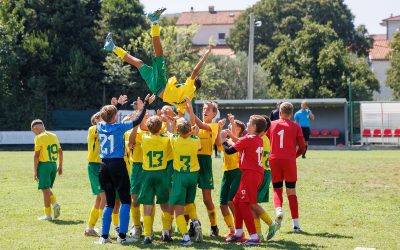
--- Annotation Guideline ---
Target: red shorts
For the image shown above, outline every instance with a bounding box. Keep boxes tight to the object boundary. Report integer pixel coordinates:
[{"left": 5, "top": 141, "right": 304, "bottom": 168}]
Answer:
[
  {"left": 269, "top": 159, "right": 297, "bottom": 183},
  {"left": 233, "top": 170, "right": 263, "bottom": 204}
]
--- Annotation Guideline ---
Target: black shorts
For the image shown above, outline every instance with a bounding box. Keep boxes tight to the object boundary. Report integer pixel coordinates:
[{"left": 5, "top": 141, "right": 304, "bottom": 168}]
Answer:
[{"left": 301, "top": 127, "right": 310, "bottom": 141}]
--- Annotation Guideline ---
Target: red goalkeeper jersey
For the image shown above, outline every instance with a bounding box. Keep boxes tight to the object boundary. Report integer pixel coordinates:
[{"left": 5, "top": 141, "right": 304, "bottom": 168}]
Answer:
[
  {"left": 233, "top": 134, "right": 264, "bottom": 174},
  {"left": 266, "top": 118, "right": 305, "bottom": 160}
]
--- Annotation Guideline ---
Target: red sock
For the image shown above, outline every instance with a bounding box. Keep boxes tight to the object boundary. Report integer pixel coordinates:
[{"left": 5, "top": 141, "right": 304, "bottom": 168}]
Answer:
[
  {"left": 288, "top": 194, "right": 299, "bottom": 219},
  {"left": 239, "top": 202, "right": 256, "bottom": 235},
  {"left": 233, "top": 200, "right": 243, "bottom": 230},
  {"left": 273, "top": 188, "right": 283, "bottom": 208}
]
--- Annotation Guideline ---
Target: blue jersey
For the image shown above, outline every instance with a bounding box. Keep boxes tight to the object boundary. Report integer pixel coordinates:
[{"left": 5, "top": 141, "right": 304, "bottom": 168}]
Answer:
[
  {"left": 294, "top": 109, "right": 311, "bottom": 127},
  {"left": 97, "top": 121, "right": 134, "bottom": 159}
]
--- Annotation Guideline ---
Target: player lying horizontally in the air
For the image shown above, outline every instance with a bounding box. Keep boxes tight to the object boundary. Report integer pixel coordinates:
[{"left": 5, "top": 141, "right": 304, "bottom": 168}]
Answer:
[{"left": 104, "top": 8, "right": 212, "bottom": 113}]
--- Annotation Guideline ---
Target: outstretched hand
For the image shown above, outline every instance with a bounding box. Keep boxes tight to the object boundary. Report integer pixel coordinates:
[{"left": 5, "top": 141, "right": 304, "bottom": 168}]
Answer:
[
  {"left": 144, "top": 94, "right": 156, "bottom": 105},
  {"left": 118, "top": 95, "right": 128, "bottom": 105}
]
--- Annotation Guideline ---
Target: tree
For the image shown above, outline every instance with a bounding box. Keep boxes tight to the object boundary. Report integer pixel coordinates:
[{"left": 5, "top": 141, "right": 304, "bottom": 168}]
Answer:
[
  {"left": 228, "top": 0, "right": 371, "bottom": 63},
  {"left": 386, "top": 32, "right": 400, "bottom": 100},
  {"left": 263, "top": 20, "right": 379, "bottom": 100}
]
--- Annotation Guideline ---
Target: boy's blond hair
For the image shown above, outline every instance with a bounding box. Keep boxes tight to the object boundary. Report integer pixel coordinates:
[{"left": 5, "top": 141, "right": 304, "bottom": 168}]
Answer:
[
  {"left": 176, "top": 118, "right": 192, "bottom": 135},
  {"left": 204, "top": 101, "right": 218, "bottom": 113},
  {"left": 100, "top": 105, "right": 118, "bottom": 123},
  {"left": 90, "top": 112, "right": 101, "bottom": 125},
  {"left": 279, "top": 102, "right": 294, "bottom": 117},
  {"left": 249, "top": 115, "right": 267, "bottom": 134},
  {"left": 31, "top": 119, "right": 44, "bottom": 130},
  {"left": 146, "top": 116, "right": 162, "bottom": 134}
]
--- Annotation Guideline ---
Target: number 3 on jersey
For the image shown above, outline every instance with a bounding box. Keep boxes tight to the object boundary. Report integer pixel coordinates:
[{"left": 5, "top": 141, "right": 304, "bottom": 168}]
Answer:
[{"left": 99, "top": 134, "right": 114, "bottom": 155}]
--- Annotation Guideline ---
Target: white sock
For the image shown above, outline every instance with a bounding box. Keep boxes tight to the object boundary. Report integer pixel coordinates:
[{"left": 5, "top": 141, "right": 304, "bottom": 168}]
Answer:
[
  {"left": 275, "top": 207, "right": 283, "bottom": 215},
  {"left": 183, "top": 234, "right": 190, "bottom": 241},
  {"left": 234, "top": 228, "right": 243, "bottom": 236},
  {"left": 293, "top": 219, "right": 300, "bottom": 228},
  {"left": 250, "top": 233, "right": 259, "bottom": 240}
]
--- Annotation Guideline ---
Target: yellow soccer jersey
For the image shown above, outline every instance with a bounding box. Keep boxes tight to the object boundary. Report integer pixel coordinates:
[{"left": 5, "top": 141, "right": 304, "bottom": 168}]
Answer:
[
  {"left": 140, "top": 133, "right": 172, "bottom": 171},
  {"left": 170, "top": 134, "right": 201, "bottom": 173},
  {"left": 197, "top": 123, "right": 219, "bottom": 155},
  {"left": 131, "top": 128, "right": 146, "bottom": 163},
  {"left": 87, "top": 125, "right": 101, "bottom": 163},
  {"left": 34, "top": 131, "right": 61, "bottom": 163},
  {"left": 262, "top": 134, "right": 271, "bottom": 171},
  {"left": 163, "top": 77, "right": 196, "bottom": 113},
  {"left": 124, "top": 130, "right": 132, "bottom": 175},
  {"left": 222, "top": 139, "right": 239, "bottom": 171}
]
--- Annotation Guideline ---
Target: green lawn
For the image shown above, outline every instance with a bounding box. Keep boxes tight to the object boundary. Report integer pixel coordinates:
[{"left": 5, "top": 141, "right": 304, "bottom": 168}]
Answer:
[{"left": 0, "top": 150, "right": 399, "bottom": 249}]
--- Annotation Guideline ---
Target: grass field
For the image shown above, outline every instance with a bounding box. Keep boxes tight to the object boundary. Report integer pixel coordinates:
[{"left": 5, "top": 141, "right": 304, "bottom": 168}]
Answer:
[{"left": 0, "top": 150, "right": 399, "bottom": 249}]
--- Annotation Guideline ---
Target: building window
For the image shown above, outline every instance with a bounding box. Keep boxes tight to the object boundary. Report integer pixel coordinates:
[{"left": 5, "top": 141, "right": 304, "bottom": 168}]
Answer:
[{"left": 218, "top": 33, "right": 226, "bottom": 40}]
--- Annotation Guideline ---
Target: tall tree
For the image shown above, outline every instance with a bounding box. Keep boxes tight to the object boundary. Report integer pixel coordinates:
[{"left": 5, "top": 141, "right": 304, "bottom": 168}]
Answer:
[{"left": 386, "top": 32, "right": 400, "bottom": 100}]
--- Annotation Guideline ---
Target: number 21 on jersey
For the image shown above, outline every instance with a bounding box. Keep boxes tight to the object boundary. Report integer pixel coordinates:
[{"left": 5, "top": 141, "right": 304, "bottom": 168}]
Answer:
[{"left": 99, "top": 134, "right": 114, "bottom": 154}]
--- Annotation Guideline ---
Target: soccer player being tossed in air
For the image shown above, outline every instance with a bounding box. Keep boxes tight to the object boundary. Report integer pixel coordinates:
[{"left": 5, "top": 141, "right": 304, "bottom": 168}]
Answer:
[
  {"left": 104, "top": 8, "right": 212, "bottom": 113},
  {"left": 222, "top": 115, "right": 267, "bottom": 246},
  {"left": 266, "top": 102, "right": 305, "bottom": 233},
  {"left": 96, "top": 94, "right": 154, "bottom": 244},
  {"left": 31, "top": 119, "right": 63, "bottom": 221}
]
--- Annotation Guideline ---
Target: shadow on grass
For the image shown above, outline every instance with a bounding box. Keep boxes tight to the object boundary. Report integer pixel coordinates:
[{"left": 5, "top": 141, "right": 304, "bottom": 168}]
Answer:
[
  {"left": 267, "top": 239, "right": 325, "bottom": 250},
  {"left": 286, "top": 231, "right": 353, "bottom": 239},
  {"left": 50, "top": 219, "right": 84, "bottom": 225}
]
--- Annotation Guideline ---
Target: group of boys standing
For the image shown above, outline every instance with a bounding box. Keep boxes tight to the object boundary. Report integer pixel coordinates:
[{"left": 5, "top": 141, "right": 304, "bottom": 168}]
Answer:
[{"left": 31, "top": 8, "right": 306, "bottom": 246}]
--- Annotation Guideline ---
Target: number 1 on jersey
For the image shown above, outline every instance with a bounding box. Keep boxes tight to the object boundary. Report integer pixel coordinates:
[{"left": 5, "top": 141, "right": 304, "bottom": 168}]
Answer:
[{"left": 277, "top": 129, "right": 284, "bottom": 148}]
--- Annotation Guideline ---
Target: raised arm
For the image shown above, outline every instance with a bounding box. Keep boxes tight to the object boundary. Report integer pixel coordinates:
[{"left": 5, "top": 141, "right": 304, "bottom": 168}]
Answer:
[
  {"left": 132, "top": 94, "right": 156, "bottom": 127},
  {"left": 185, "top": 97, "right": 196, "bottom": 126},
  {"left": 190, "top": 45, "right": 212, "bottom": 80}
]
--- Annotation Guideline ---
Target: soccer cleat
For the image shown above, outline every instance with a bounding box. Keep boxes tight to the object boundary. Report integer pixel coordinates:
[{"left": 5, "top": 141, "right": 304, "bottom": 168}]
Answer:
[
  {"left": 104, "top": 33, "right": 116, "bottom": 52},
  {"left": 193, "top": 220, "right": 203, "bottom": 242},
  {"left": 143, "top": 236, "right": 152, "bottom": 244},
  {"left": 180, "top": 239, "right": 193, "bottom": 246},
  {"left": 293, "top": 226, "right": 304, "bottom": 233},
  {"left": 84, "top": 228, "right": 100, "bottom": 237},
  {"left": 266, "top": 222, "right": 278, "bottom": 240},
  {"left": 114, "top": 226, "right": 120, "bottom": 236},
  {"left": 223, "top": 231, "right": 235, "bottom": 238},
  {"left": 38, "top": 215, "right": 52, "bottom": 221},
  {"left": 117, "top": 236, "right": 137, "bottom": 244},
  {"left": 188, "top": 222, "right": 195, "bottom": 237},
  {"left": 130, "top": 226, "right": 142, "bottom": 240},
  {"left": 147, "top": 7, "right": 167, "bottom": 23},
  {"left": 53, "top": 203, "right": 61, "bottom": 219},
  {"left": 242, "top": 238, "right": 261, "bottom": 246},
  {"left": 161, "top": 232, "right": 173, "bottom": 242},
  {"left": 210, "top": 225, "right": 219, "bottom": 237},
  {"left": 226, "top": 233, "right": 246, "bottom": 243},
  {"left": 95, "top": 236, "right": 112, "bottom": 244}
]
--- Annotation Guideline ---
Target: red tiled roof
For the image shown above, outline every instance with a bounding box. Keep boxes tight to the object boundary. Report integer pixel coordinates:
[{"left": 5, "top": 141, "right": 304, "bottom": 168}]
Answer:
[
  {"left": 382, "top": 15, "right": 400, "bottom": 21},
  {"left": 176, "top": 10, "right": 242, "bottom": 26},
  {"left": 371, "top": 34, "right": 387, "bottom": 41},
  {"left": 192, "top": 45, "right": 236, "bottom": 57},
  {"left": 369, "top": 35, "right": 391, "bottom": 60}
]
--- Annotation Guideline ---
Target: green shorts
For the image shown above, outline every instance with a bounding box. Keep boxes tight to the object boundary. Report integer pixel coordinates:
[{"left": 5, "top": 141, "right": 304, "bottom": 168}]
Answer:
[
  {"left": 88, "top": 162, "right": 104, "bottom": 195},
  {"left": 137, "top": 169, "right": 169, "bottom": 205},
  {"left": 138, "top": 56, "right": 167, "bottom": 95},
  {"left": 169, "top": 171, "right": 199, "bottom": 206},
  {"left": 130, "top": 162, "right": 143, "bottom": 195},
  {"left": 220, "top": 168, "right": 241, "bottom": 205},
  {"left": 197, "top": 155, "right": 214, "bottom": 189},
  {"left": 257, "top": 170, "right": 271, "bottom": 203},
  {"left": 37, "top": 162, "right": 57, "bottom": 190}
]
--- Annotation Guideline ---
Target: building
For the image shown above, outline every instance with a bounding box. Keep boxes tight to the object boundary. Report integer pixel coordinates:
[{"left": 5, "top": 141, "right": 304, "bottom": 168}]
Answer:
[
  {"left": 176, "top": 6, "right": 242, "bottom": 56},
  {"left": 369, "top": 14, "right": 400, "bottom": 100}
]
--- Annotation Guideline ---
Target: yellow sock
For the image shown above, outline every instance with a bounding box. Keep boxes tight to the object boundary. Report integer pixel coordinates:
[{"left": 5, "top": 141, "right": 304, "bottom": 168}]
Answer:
[
  {"left": 223, "top": 214, "right": 234, "bottom": 230},
  {"left": 99, "top": 209, "right": 103, "bottom": 221},
  {"left": 150, "top": 206, "right": 155, "bottom": 227},
  {"left": 88, "top": 207, "right": 100, "bottom": 229},
  {"left": 185, "top": 203, "right": 198, "bottom": 220},
  {"left": 170, "top": 212, "right": 174, "bottom": 227},
  {"left": 162, "top": 211, "right": 173, "bottom": 231},
  {"left": 44, "top": 206, "right": 51, "bottom": 216},
  {"left": 151, "top": 24, "right": 160, "bottom": 37},
  {"left": 176, "top": 215, "right": 188, "bottom": 235},
  {"left": 260, "top": 212, "right": 273, "bottom": 226},
  {"left": 112, "top": 212, "right": 119, "bottom": 226},
  {"left": 131, "top": 206, "right": 141, "bottom": 227},
  {"left": 207, "top": 208, "right": 217, "bottom": 226},
  {"left": 50, "top": 195, "right": 57, "bottom": 205},
  {"left": 143, "top": 215, "right": 152, "bottom": 237},
  {"left": 254, "top": 217, "right": 262, "bottom": 234},
  {"left": 114, "top": 47, "right": 127, "bottom": 60}
]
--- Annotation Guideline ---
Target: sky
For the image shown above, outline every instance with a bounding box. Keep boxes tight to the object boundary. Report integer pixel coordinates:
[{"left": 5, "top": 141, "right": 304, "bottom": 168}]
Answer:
[{"left": 140, "top": 0, "right": 400, "bottom": 35}]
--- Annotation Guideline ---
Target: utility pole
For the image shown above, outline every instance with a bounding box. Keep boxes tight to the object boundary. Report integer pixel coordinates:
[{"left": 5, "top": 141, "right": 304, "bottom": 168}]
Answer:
[
  {"left": 348, "top": 78, "right": 353, "bottom": 146},
  {"left": 247, "top": 13, "right": 255, "bottom": 100}
]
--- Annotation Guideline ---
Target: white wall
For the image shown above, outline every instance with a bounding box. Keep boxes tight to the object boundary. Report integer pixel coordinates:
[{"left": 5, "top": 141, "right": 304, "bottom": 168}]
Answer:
[
  {"left": 370, "top": 60, "right": 393, "bottom": 100},
  {"left": 387, "top": 20, "right": 400, "bottom": 40},
  {"left": 0, "top": 131, "right": 88, "bottom": 145},
  {"left": 191, "top": 25, "right": 234, "bottom": 45}
]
